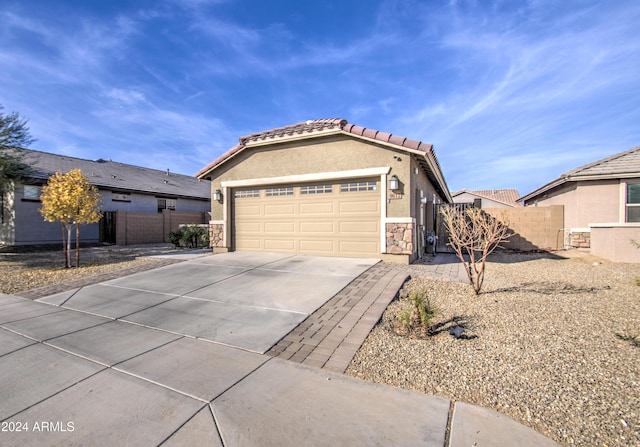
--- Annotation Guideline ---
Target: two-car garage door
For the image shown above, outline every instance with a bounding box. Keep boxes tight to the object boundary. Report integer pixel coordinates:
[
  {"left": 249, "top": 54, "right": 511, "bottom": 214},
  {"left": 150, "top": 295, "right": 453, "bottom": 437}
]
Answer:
[{"left": 233, "top": 179, "right": 380, "bottom": 257}]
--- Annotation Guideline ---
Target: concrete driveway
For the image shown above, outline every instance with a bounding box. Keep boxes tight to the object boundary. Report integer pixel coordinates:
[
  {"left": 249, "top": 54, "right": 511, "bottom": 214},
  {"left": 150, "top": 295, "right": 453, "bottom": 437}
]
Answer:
[
  {"left": 36, "top": 252, "right": 379, "bottom": 353},
  {"left": 0, "top": 252, "right": 559, "bottom": 446}
]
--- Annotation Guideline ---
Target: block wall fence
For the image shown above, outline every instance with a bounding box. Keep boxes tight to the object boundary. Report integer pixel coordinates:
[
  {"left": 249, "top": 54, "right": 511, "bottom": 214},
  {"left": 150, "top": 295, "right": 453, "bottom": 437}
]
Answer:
[
  {"left": 483, "top": 205, "right": 565, "bottom": 251},
  {"left": 115, "top": 210, "right": 207, "bottom": 245}
]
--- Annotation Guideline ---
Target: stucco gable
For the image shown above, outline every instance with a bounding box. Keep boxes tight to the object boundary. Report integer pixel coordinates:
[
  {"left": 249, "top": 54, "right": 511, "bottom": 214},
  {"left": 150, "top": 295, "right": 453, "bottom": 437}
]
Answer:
[{"left": 197, "top": 118, "right": 452, "bottom": 202}]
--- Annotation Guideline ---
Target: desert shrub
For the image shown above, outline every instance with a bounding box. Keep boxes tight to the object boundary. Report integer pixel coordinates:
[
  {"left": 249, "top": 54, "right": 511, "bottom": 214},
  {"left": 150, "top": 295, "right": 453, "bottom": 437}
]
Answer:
[
  {"left": 168, "top": 225, "right": 210, "bottom": 248},
  {"left": 395, "top": 286, "right": 438, "bottom": 336},
  {"left": 440, "top": 206, "right": 511, "bottom": 295},
  {"left": 168, "top": 229, "right": 182, "bottom": 247},
  {"left": 180, "top": 224, "right": 209, "bottom": 248}
]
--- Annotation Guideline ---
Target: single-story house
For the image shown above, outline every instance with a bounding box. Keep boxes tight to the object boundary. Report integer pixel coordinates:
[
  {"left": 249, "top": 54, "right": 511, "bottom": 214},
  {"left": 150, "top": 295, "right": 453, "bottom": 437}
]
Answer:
[
  {"left": 196, "top": 118, "right": 452, "bottom": 263},
  {"left": 452, "top": 189, "right": 521, "bottom": 208},
  {"left": 1, "top": 149, "right": 211, "bottom": 245},
  {"left": 519, "top": 146, "right": 640, "bottom": 262}
]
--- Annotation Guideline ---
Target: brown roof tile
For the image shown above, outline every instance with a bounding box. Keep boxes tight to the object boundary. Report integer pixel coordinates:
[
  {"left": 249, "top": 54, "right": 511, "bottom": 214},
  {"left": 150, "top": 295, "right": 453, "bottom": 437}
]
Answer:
[
  {"left": 403, "top": 139, "right": 421, "bottom": 150},
  {"left": 349, "top": 125, "right": 366, "bottom": 136},
  {"left": 362, "top": 128, "right": 378, "bottom": 139}
]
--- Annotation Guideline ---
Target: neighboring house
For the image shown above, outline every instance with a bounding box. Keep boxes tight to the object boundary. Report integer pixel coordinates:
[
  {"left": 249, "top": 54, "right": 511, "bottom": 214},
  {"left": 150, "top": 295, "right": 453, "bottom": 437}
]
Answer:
[
  {"left": 452, "top": 189, "right": 521, "bottom": 208},
  {"left": 519, "top": 146, "right": 640, "bottom": 262},
  {"left": 0, "top": 149, "right": 211, "bottom": 245},
  {"left": 196, "top": 118, "right": 452, "bottom": 263}
]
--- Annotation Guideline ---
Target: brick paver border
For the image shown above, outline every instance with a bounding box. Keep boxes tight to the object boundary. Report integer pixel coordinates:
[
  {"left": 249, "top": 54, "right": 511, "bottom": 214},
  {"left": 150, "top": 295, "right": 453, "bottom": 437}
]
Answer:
[{"left": 267, "top": 264, "right": 410, "bottom": 373}]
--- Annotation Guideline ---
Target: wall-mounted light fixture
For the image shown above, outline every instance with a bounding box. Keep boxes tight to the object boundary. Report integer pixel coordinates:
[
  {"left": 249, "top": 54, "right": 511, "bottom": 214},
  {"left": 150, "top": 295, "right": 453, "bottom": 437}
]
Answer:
[
  {"left": 213, "top": 189, "right": 223, "bottom": 203},
  {"left": 389, "top": 175, "right": 400, "bottom": 191}
]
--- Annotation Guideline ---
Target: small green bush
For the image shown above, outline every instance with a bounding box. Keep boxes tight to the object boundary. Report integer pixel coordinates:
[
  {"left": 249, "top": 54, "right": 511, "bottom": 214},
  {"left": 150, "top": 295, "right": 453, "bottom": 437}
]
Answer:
[
  {"left": 168, "top": 229, "right": 182, "bottom": 247},
  {"left": 168, "top": 225, "right": 210, "bottom": 248},
  {"left": 395, "top": 286, "right": 438, "bottom": 335},
  {"left": 411, "top": 290, "right": 438, "bottom": 329}
]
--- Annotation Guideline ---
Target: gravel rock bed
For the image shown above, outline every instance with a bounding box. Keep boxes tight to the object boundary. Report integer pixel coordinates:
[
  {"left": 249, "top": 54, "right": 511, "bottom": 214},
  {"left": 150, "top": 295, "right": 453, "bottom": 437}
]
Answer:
[
  {"left": 346, "top": 251, "right": 640, "bottom": 447},
  {"left": 0, "top": 244, "right": 178, "bottom": 295}
]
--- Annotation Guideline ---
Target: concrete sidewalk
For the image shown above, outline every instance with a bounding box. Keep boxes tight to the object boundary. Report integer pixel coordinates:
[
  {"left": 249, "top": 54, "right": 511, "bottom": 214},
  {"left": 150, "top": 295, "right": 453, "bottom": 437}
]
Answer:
[
  {"left": 0, "top": 293, "right": 558, "bottom": 446},
  {"left": 0, "top": 252, "right": 559, "bottom": 446}
]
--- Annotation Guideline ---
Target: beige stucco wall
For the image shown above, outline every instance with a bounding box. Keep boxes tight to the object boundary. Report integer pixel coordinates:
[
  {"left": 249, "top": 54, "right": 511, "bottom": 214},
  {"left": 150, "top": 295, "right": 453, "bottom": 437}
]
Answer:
[
  {"left": 527, "top": 180, "right": 620, "bottom": 228},
  {"left": 204, "top": 134, "right": 444, "bottom": 221},
  {"left": 590, "top": 224, "right": 640, "bottom": 262}
]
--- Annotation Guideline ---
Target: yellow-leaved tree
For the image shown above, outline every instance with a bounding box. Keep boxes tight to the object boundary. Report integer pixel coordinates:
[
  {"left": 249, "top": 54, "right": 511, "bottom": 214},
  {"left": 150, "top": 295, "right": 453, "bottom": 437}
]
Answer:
[{"left": 40, "top": 169, "right": 102, "bottom": 268}]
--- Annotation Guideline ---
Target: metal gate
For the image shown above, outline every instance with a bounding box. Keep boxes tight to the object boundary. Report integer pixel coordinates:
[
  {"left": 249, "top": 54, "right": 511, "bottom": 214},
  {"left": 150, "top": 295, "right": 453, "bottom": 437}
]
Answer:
[
  {"left": 100, "top": 211, "right": 116, "bottom": 244},
  {"left": 435, "top": 203, "right": 474, "bottom": 253}
]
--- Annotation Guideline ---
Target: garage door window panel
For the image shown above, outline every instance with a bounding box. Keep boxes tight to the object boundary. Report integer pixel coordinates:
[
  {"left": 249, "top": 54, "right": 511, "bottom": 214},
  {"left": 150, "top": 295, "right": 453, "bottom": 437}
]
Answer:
[
  {"left": 300, "top": 184, "right": 333, "bottom": 195},
  {"left": 340, "top": 181, "right": 377, "bottom": 192},
  {"left": 265, "top": 187, "right": 293, "bottom": 197},
  {"left": 235, "top": 190, "right": 260, "bottom": 198}
]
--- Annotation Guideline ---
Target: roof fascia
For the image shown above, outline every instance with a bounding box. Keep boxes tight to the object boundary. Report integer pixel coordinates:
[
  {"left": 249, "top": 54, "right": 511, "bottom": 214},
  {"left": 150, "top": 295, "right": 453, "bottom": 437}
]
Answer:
[
  {"left": 221, "top": 166, "right": 391, "bottom": 188},
  {"left": 196, "top": 129, "right": 345, "bottom": 179},
  {"left": 519, "top": 177, "right": 568, "bottom": 202},
  {"left": 339, "top": 131, "right": 452, "bottom": 202},
  {"left": 198, "top": 128, "right": 453, "bottom": 202},
  {"left": 242, "top": 128, "right": 344, "bottom": 148},
  {"left": 569, "top": 173, "right": 640, "bottom": 181}
]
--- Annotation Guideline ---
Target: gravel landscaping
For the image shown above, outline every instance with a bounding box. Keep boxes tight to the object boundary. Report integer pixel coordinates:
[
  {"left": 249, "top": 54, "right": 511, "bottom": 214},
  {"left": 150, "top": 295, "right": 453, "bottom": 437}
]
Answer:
[
  {"left": 0, "top": 244, "right": 179, "bottom": 295},
  {"left": 347, "top": 251, "right": 640, "bottom": 447},
  {"left": 2, "top": 245, "right": 638, "bottom": 446}
]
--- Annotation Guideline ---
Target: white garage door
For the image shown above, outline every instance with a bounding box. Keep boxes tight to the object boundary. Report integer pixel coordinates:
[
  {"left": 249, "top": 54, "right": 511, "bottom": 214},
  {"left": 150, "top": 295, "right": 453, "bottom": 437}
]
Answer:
[{"left": 233, "top": 179, "right": 380, "bottom": 257}]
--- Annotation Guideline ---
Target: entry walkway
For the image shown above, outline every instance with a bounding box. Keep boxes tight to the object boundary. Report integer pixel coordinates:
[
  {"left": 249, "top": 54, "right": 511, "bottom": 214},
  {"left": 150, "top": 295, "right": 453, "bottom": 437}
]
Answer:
[{"left": 267, "top": 253, "right": 468, "bottom": 372}]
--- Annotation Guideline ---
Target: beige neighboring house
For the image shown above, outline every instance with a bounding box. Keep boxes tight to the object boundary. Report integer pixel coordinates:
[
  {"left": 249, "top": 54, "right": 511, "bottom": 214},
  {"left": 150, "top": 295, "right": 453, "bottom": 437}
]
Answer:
[
  {"left": 196, "top": 118, "right": 452, "bottom": 263},
  {"left": 452, "top": 189, "right": 521, "bottom": 208},
  {"left": 519, "top": 146, "right": 640, "bottom": 262}
]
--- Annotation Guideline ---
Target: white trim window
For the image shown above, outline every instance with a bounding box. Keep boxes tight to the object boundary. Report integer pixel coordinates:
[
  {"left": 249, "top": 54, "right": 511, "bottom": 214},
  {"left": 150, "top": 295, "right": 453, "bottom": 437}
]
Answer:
[
  {"left": 23, "top": 185, "right": 40, "bottom": 201},
  {"left": 157, "top": 198, "right": 177, "bottom": 212},
  {"left": 627, "top": 183, "right": 640, "bottom": 222}
]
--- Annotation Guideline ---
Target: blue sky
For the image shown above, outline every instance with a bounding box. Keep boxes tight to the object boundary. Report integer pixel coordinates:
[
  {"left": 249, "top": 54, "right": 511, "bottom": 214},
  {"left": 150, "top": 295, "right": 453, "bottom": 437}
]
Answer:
[{"left": 1, "top": 0, "right": 639, "bottom": 196}]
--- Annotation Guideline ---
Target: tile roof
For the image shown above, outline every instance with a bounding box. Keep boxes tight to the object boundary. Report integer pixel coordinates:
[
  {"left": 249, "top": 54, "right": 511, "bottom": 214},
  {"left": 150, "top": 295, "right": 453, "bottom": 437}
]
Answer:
[
  {"left": 21, "top": 149, "right": 210, "bottom": 200},
  {"left": 452, "top": 189, "right": 521, "bottom": 207},
  {"left": 564, "top": 145, "right": 640, "bottom": 178},
  {"left": 196, "top": 118, "right": 451, "bottom": 201},
  {"left": 519, "top": 145, "right": 640, "bottom": 202}
]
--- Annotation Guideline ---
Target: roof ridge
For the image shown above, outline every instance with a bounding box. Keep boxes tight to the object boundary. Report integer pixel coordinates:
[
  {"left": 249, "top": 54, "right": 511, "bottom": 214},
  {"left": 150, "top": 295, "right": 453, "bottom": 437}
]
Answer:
[
  {"left": 22, "top": 148, "right": 197, "bottom": 178},
  {"left": 565, "top": 145, "right": 640, "bottom": 177},
  {"left": 241, "top": 118, "right": 346, "bottom": 144}
]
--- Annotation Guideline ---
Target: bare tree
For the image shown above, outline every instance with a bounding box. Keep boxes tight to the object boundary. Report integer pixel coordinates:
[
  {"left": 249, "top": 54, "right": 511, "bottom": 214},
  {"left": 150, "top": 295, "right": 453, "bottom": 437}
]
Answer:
[
  {"left": 0, "top": 104, "right": 34, "bottom": 195},
  {"left": 440, "top": 206, "right": 511, "bottom": 295}
]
